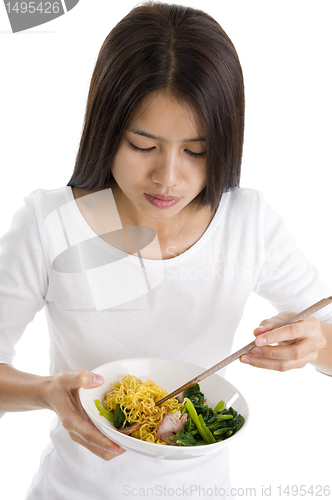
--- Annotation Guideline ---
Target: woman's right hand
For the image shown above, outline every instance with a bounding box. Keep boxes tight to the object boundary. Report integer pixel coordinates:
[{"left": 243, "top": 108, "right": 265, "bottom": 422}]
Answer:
[{"left": 44, "top": 369, "right": 126, "bottom": 461}]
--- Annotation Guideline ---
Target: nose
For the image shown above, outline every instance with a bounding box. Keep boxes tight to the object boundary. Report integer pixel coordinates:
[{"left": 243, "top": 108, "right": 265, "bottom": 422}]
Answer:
[{"left": 151, "top": 149, "right": 181, "bottom": 188}]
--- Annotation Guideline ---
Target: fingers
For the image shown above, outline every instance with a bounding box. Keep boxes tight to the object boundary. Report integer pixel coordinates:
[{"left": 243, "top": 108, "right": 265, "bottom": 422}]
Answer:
[
  {"left": 251, "top": 337, "right": 315, "bottom": 360},
  {"left": 240, "top": 314, "right": 327, "bottom": 372},
  {"left": 253, "top": 325, "right": 272, "bottom": 337},
  {"left": 254, "top": 315, "right": 322, "bottom": 347},
  {"left": 254, "top": 311, "right": 298, "bottom": 332},
  {"left": 62, "top": 407, "right": 125, "bottom": 459},
  {"left": 253, "top": 311, "right": 298, "bottom": 338},
  {"left": 49, "top": 369, "right": 126, "bottom": 460},
  {"left": 68, "top": 428, "right": 127, "bottom": 461},
  {"left": 240, "top": 350, "right": 319, "bottom": 371},
  {"left": 241, "top": 337, "right": 321, "bottom": 371}
]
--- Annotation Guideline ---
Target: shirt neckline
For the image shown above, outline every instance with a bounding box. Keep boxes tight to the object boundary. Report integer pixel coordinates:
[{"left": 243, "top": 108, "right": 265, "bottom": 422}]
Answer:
[{"left": 64, "top": 185, "right": 229, "bottom": 266}]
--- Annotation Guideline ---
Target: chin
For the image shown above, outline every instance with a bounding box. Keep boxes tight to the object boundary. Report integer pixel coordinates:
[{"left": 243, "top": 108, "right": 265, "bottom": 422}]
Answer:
[{"left": 142, "top": 206, "right": 183, "bottom": 219}]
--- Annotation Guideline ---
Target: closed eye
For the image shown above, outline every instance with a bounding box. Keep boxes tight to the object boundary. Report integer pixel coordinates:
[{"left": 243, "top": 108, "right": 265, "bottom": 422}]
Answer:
[
  {"left": 128, "top": 141, "right": 206, "bottom": 158},
  {"left": 185, "top": 150, "right": 207, "bottom": 158},
  {"left": 128, "top": 142, "right": 155, "bottom": 153}
]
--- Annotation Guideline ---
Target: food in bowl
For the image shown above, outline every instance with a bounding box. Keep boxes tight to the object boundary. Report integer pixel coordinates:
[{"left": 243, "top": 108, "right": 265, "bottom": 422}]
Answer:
[{"left": 94, "top": 374, "right": 244, "bottom": 446}]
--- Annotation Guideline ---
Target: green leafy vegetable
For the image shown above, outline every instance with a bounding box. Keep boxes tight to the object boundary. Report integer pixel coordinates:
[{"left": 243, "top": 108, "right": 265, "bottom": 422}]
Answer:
[
  {"left": 197, "top": 405, "right": 217, "bottom": 425},
  {"left": 113, "top": 404, "right": 127, "bottom": 429},
  {"left": 182, "top": 384, "right": 200, "bottom": 398},
  {"left": 183, "top": 398, "right": 216, "bottom": 444},
  {"left": 176, "top": 430, "right": 200, "bottom": 446},
  {"left": 183, "top": 384, "right": 204, "bottom": 406},
  {"left": 198, "top": 414, "right": 216, "bottom": 443},
  {"left": 94, "top": 400, "right": 131, "bottom": 429},
  {"left": 176, "top": 384, "right": 245, "bottom": 447}
]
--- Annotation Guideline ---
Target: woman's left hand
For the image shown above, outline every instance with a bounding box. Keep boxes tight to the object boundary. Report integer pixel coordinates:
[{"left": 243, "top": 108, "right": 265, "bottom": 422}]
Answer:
[{"left": 240, "top": 311, "right": 327, "bottom": 371}]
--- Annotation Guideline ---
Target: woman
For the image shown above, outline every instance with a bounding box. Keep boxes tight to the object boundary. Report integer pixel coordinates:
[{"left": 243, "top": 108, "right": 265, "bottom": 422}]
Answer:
[{"left": 0, "top": 2, "right": 331, "bottom": 499}]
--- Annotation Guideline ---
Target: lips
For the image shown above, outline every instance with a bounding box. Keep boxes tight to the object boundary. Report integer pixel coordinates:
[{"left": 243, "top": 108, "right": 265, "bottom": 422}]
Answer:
[
  {"left": 144, "top": 193, "right": 181, "bottom": 209},
  {"left": 145, "top": 193, "right": 180, "bottom": 201}
]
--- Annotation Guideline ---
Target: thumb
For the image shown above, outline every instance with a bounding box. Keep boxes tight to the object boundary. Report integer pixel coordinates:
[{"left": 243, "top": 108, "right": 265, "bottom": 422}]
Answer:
[
  {"left": 253, "top": 324, "right": 273, "bottom": 337},
  {"left": 59, "top": 369, "right": 105, "bottom": 390},
  {"left": 83, "top": 371, "right": 105, "bottom": 389},
  {"left": 253, "top": 316, "right": 282, "bottom": 336},
  {"left": 253, "top": 311, "right": 297, "bottom": 337}
]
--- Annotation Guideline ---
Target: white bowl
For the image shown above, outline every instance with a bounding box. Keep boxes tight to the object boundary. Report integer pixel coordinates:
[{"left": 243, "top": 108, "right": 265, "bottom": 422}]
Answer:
[{"left": 79, "top": 358, "right": 249, "bottom": 459}]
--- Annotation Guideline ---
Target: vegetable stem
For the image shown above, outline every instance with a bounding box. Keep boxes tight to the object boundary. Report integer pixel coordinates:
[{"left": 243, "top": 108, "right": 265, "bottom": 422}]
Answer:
[
  {"left": 216, "top": 414, "right": 233, "bottom": 421},
  {"left": 184, "top": 398, "right": 216, "bottom": 444},
  {"left": 214, "top": 400, "right": 225, "bottom": 413},
  {"left": 94, "top": 399, "right": 114, "bottom": 423}
]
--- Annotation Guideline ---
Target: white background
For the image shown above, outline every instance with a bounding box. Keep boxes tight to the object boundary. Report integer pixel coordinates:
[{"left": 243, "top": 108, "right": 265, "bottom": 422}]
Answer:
[{"left": 0, "top": 1, "right": 331, "bottom": 498}]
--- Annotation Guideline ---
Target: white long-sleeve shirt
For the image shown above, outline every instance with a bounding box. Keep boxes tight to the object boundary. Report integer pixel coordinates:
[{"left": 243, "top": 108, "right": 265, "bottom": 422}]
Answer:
[{"left": 1, "top": 185, "right": 331, "bottom": 499}]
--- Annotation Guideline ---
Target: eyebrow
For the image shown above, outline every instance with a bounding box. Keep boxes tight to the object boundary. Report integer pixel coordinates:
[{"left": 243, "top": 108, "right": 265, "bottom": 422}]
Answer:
[{"left": 127, "top": 127, "right": 206, "bottom": 143}]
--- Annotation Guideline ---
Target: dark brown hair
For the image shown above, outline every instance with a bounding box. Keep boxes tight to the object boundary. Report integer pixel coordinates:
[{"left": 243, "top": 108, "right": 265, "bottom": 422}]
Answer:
[{"left": 67, "top": 2, "right": 245, "bottom": 212}]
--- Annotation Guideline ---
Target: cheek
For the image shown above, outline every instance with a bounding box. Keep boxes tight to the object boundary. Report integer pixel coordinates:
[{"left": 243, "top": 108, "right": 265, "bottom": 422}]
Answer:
[
  {"left": 111, "top": 150, "right": 139, "bottom": 182},
  {"left": 192, "top": 165, "right": 207, "bottom": 190}
]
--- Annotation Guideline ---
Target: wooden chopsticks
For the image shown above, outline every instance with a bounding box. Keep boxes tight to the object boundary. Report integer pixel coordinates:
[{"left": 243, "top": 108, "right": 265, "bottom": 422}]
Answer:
[{"left": 155, "top": 296, "right": 332, "bottom": 406}]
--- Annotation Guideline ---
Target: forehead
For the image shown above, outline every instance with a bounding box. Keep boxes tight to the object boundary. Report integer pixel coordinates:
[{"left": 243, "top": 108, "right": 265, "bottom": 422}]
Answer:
[{"left": 128, "top": 91, "right": 206, "bottom": 142}]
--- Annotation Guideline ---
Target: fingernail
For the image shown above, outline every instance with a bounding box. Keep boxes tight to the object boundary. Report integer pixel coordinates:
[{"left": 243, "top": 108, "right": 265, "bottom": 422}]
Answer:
[
  {"left": 256, "top": 336, "right": 267, "bottom": 346},
  {"left": 252, "top": 347, "right": 262, "bottom": 356},
  {"left": 241, "top": 356, "right": 250, "bottom": 364},
  {"left": 109, "top": 445, "right": 121, "bottom": 454},
  {"left": 255, "top": 326, "right": 269, "bottom": 333},
  {"left": 93, "top": 374, "right": 104, "bottom": 386}
]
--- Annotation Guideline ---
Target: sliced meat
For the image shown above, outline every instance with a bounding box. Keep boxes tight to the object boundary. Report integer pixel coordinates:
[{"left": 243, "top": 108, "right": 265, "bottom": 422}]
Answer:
[
  {"left": 117, "top": 423, "right": 140, "bottom": 435},
  {"left": 157, "top": 411, "right": 188, "bottom": 445}
]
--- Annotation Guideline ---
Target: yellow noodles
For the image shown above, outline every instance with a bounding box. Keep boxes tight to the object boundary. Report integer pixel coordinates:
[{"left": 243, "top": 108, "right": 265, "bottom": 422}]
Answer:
[{"left": 104, "top": 374, "right": 185, "bottom": 444}]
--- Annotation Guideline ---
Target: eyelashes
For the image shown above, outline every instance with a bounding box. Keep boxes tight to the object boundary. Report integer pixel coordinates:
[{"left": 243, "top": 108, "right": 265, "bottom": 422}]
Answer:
[
  {"left": 185, "top": 150, "right": 207, "bottom": 158},
  {"left": 128, "top": 142, "right": 206, "bottom": 158},
  {"left": 128, "top": 142, "right": 155, "bottom": 153}
]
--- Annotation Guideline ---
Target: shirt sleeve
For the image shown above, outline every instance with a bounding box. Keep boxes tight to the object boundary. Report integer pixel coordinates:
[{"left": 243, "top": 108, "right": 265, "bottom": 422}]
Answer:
[
  {"left": 0, "top": 191, "right": 48, "bottom": 367},
  {"left": 253, "top": 192, "right": 332, "bottom": 324}
]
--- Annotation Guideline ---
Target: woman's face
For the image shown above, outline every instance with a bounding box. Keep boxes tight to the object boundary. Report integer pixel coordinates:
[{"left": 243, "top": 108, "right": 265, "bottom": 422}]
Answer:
[{"left": 110, "top": 91, "right": 207, "bottom": 222}]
